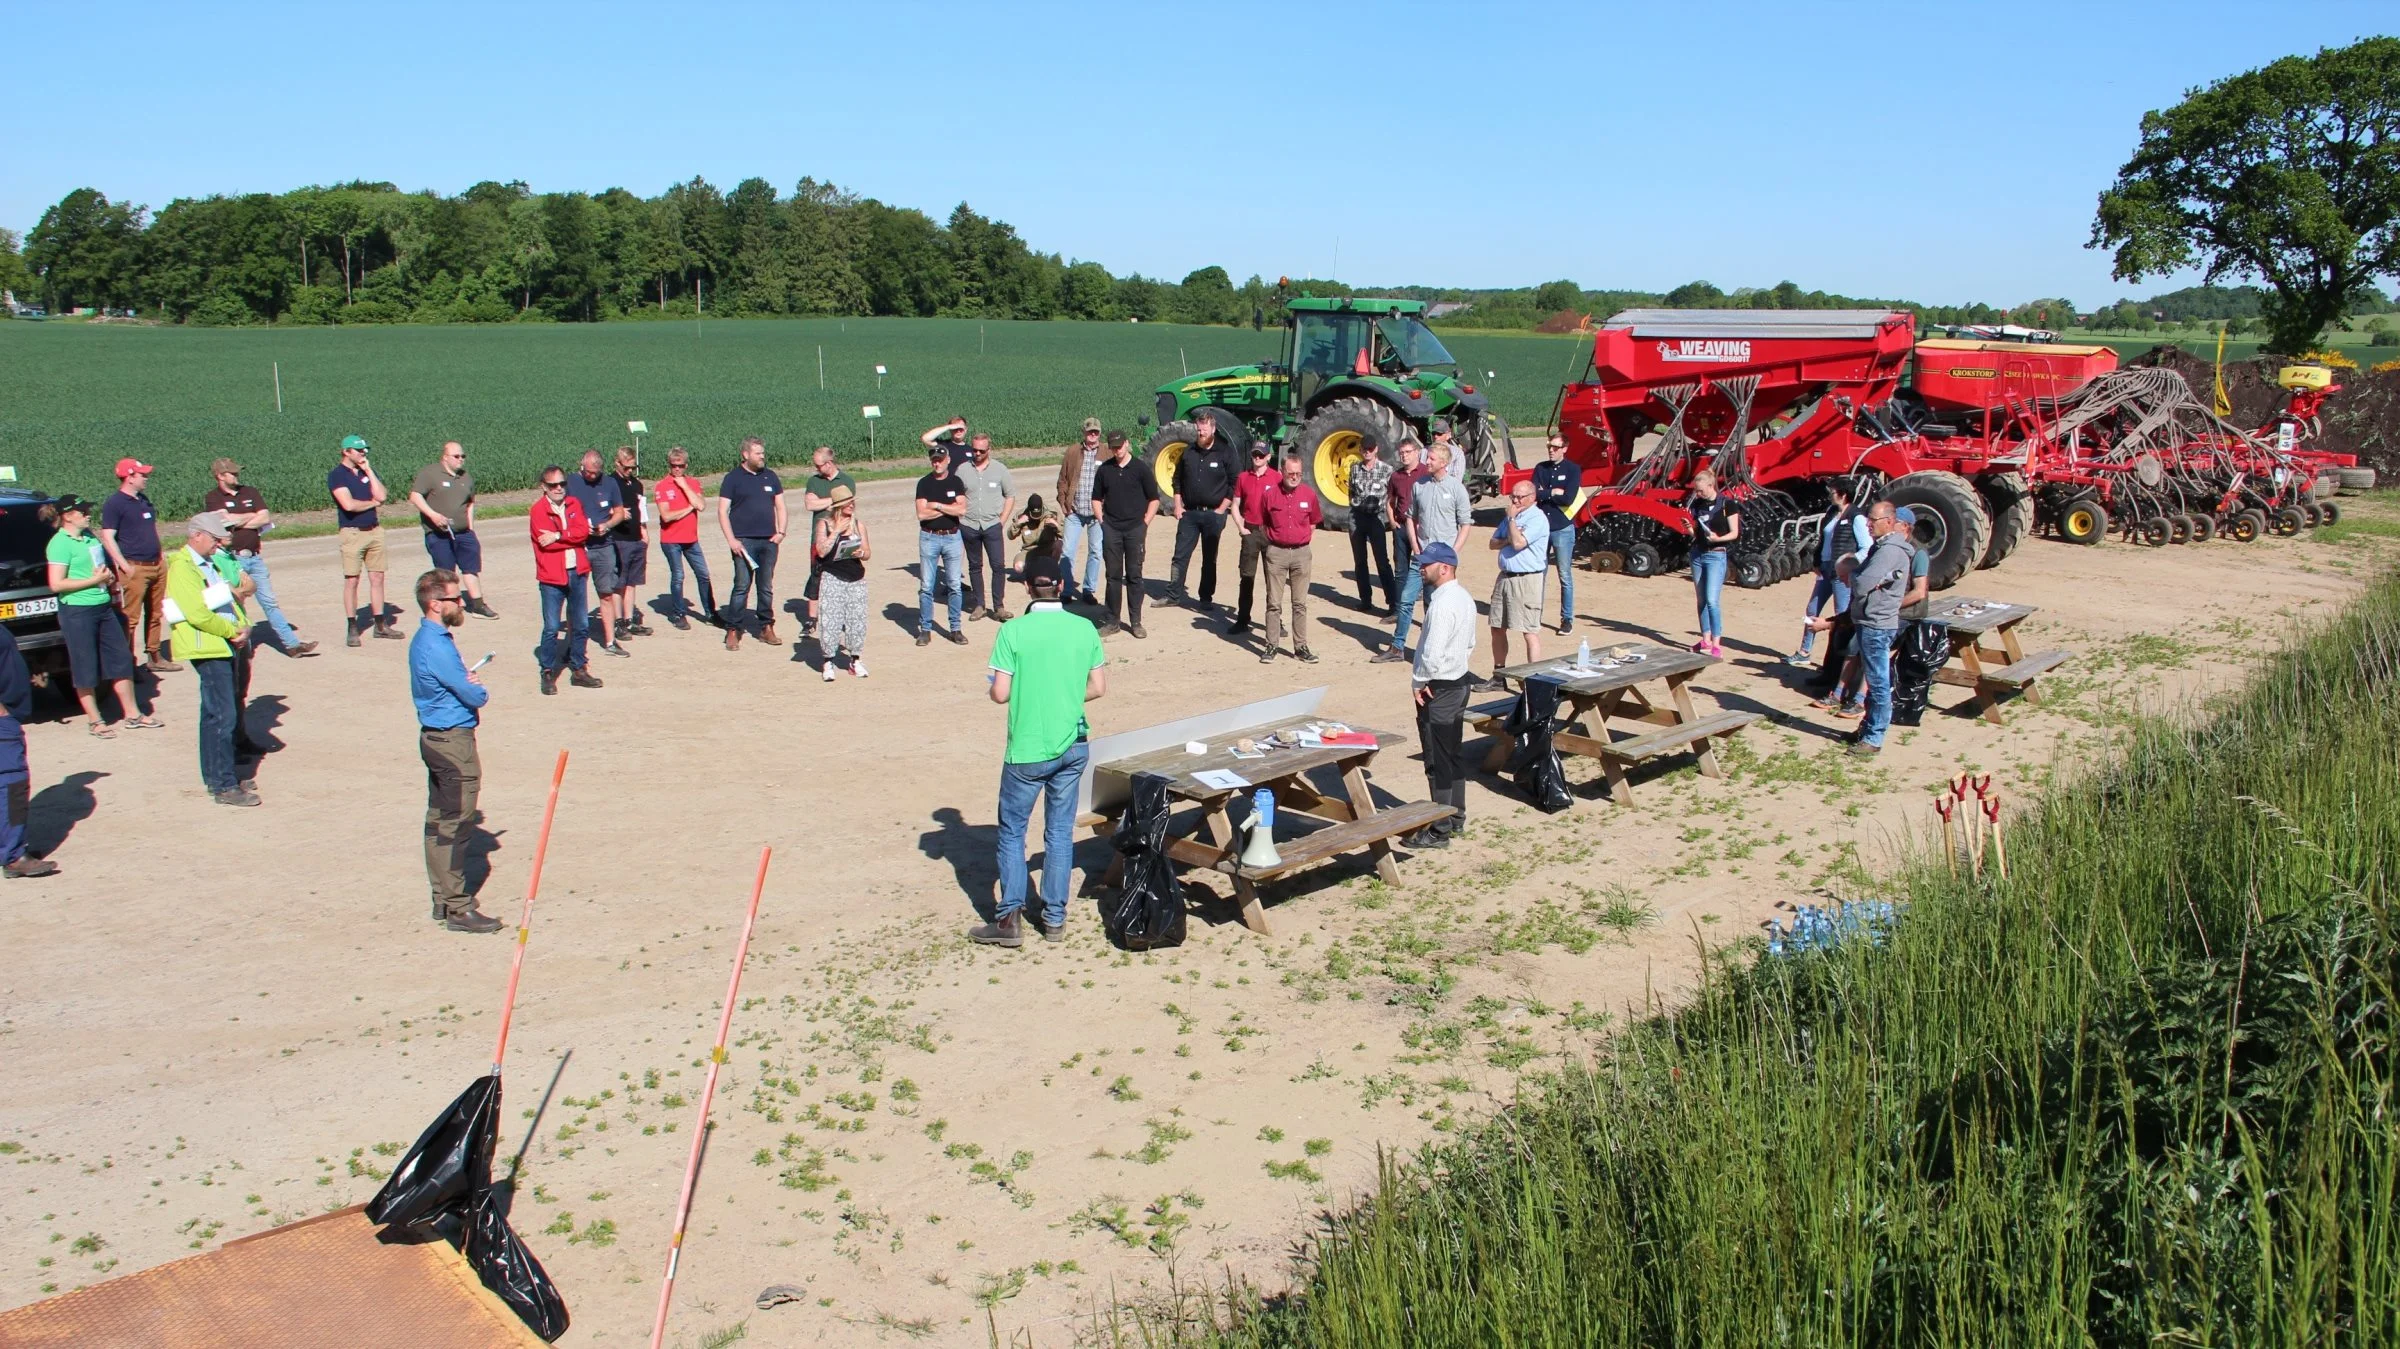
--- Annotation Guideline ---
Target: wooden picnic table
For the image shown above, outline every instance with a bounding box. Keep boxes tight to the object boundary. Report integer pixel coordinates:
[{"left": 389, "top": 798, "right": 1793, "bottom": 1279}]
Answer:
[
  {"left": 1912, "top": 595, "right": 2069, "bottom": 725},
  {"left": 1470, "top": 641, "right": 1758, "bottom": 805},
  {"left": 1087, "top": 715, "right": 1451, "bottom": 936}
]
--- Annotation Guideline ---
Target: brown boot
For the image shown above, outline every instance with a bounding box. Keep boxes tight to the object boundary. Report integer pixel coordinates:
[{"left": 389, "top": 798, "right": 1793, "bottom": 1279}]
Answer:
[
  {"left": 761, "top": 623, "right": 783, "bottom": 646},
  {"left": 967, "top": 913, "right": 1023, "bottom": 948},
  {"left": 725, "top": 626, "right": 743, "bottom": 651}
]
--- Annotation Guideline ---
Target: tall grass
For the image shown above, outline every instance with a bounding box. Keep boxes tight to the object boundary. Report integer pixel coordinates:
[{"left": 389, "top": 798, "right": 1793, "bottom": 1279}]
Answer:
[{"left": 1151, "top": 571, "right": 2400, "bottom": 1347}]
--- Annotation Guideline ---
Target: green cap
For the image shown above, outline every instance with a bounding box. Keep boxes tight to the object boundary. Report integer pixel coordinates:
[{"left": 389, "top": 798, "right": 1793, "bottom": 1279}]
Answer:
[{"left": 340, "top": 434, "right": 370, "bottom": 451}]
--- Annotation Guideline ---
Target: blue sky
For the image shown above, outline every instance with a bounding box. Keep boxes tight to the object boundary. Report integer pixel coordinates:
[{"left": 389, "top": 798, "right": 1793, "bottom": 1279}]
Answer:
[{"left": 7, "top": 2, "right": 2390, "bottom": 307}]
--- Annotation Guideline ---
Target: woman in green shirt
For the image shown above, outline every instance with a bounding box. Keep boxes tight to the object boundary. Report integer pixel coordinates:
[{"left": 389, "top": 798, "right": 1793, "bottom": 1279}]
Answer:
[{"left": 43, "top": 495, "right": 153, "bottom": 736}]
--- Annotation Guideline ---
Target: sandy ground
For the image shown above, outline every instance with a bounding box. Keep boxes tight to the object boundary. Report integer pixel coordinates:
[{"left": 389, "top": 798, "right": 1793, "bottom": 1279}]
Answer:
[{"left": 0, "top": 483, "right": 2387, "bottom": 1347}]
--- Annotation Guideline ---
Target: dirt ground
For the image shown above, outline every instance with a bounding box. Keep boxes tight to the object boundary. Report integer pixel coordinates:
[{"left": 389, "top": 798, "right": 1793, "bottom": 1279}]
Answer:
[{"left": 1, "top": 483, "right": 2388, "bottom": 1347}]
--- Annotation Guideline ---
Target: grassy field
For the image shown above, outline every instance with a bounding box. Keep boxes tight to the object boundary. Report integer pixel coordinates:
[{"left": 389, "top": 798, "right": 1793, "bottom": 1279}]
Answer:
[
  {"left": 2075, "top": 328, "right": 2400, "bottom": 366},
  {"left": 1137, "top": 568, "right": 2400, "bottom": 1346},
  {"left": 0, "top": 318, "right": 1583, "bottom": 517}
]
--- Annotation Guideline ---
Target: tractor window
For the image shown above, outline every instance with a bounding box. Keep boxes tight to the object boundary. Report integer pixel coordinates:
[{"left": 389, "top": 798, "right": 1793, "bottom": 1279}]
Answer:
[
  {"left": 1293, "top": 313, "right": 1372, "bottom": 405},
  {"left": 1375, "top": 316, "right": 1457, "bottom": 371}
]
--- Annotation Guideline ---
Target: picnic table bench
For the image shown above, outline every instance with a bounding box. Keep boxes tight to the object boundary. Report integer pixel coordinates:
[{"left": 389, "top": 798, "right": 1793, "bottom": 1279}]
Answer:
[
  {"left": 1469, "top": 642, "right": 1759, "bottom": 805},
  {"left": 1913, "top": 595, "right": 2069, "bottom": 725},
  {"left": 1086, "top": 715, "right": 1446, "bottom": 935}
]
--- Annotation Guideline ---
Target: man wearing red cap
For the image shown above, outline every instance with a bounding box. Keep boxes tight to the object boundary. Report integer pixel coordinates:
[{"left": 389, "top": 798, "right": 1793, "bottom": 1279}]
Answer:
[{"left": 100, "top": 458, "right": 175, "bottom": 673}]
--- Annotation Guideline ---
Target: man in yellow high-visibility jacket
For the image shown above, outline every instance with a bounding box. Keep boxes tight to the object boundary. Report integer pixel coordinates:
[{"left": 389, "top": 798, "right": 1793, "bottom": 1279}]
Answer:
[{"left": 167, "top": 512, "right": 259, "bottom": 808}]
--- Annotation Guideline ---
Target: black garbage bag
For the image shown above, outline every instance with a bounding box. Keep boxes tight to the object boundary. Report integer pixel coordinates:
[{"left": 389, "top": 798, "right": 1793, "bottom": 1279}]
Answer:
[
  {"left": 365, "top": 1074, "right": 499, "bottom": 1230},
  {"left": 1506, "top": 678, "right": 1574, "bottom": 813},
  {"left": 1891, "top": 620, "right": 1950, "bottom": 727},
  {"left": 1105, "top": 772, "right": 1186, "bottom": 950},
  {"left": 462, "top": 1192, "right": 571, "bottom": 1342}
]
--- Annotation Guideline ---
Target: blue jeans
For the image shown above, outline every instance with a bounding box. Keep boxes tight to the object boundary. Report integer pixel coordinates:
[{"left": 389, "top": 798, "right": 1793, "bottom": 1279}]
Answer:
[
  {"left": 726, "top": 538, "right": 778, "bottom": 635},
  {"left": 1857, "top": 624, "right": 1896, "bottom": 746},
  {"left": 537, "top": 574, "right": 590, "bottom": 672},
  {"left": 659, "top": 541, "right": 715, "bottom": 620},
  {"left": 1391, "top": 555, "right": 1426, "bottom": 648},
  {"left": 1, "top": 733, "right": 27, "bottom": 864},
  {"left": 995, "top": 741, "right": 1089, "bottom": 930},
  {"left": 1547, "top": 523, "right": 1576, "bottom": 626},
  {"left": 233, "top": 552, "right": 299, "bottom": 648},
  {"left": 919, "top": 530, "right": 965, "bottom": 632},
  {"left": 1691, "top": 548, "right": 1728, "bottom": 640},
  {"left": 1062, "top": 513, "right": 1103, "bottom": 597},
  {"left": 195, "top": 657, "right": 238, "bottom": 793},
  {"left": 1802, "top": 568, "right": 1853, "bottom": 653}
]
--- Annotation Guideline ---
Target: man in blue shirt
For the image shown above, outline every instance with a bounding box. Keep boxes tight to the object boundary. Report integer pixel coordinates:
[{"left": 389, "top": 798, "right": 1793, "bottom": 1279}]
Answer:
[
  {"left": 715, "top": 437, "right": 787, "bottom": 650},
  {"left": 1486, "top": 479, "right": 1552, "bottom": 673},
  {"left": 408, "top": 568, "right": 500, "bottom": 933},
  {"left": 1529, "top": 435, "right": 1585, "bottom": 636}
]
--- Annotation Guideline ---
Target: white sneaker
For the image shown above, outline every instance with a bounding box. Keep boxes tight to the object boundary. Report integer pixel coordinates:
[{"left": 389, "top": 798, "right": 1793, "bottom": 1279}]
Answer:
[
  {"left": 822, "top": 663, "right": 838, "bottom": 682},
  {"left": 852, "top": 659, "right": 868, "bottom": 678}
]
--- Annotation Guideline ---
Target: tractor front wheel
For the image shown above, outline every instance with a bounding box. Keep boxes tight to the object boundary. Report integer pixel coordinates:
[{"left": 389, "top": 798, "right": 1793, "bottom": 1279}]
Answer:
[{"left": 1296, "top": 399, "right": 1403, "bottom": 533}]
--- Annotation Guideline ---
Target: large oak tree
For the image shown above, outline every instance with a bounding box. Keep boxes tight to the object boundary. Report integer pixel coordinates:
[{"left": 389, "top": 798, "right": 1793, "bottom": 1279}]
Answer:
[{"left": 2092, "top": 37, "right": 2400, "bottom": 353}]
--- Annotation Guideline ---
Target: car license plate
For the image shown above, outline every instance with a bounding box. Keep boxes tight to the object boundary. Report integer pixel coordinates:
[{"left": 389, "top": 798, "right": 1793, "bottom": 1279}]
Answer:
[{"left": 0, "top": 597, "right": 58, "bottom": 620}]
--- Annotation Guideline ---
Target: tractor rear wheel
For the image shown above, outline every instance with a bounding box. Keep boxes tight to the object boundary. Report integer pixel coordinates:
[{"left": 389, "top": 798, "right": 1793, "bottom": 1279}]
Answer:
[
  {"left": 1882, "top": 471, "right": 1992, "bottom": 589},
  {"left": 1456, "top": 414, "right": 1516, "bottom": 500},
  {"left": 2059, "top": 498, "right": 2109, "bottom": 546},
  {"left": 1624, "top": 542, "right": 1663, "bottom": 578},
  {"left": 1296, "top": 399, "right": 1403, "bottom": 533},
  {"left": 1145, "top": 411, "right": 1250, "bottom": 515},
  {"left": 1976, "top": 472, "right": 2034, "bottom": 569}
]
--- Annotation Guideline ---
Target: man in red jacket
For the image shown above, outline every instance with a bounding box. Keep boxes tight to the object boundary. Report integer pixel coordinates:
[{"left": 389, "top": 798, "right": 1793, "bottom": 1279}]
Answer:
[{"left": 529, "top": 465, "right": 604, "bottom": 696}]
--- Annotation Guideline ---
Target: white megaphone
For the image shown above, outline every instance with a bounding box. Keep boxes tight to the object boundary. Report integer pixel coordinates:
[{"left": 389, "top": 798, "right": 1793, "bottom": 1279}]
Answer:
[{"left": 1239, "top": 787, "right": 1281, "bottom": 871}]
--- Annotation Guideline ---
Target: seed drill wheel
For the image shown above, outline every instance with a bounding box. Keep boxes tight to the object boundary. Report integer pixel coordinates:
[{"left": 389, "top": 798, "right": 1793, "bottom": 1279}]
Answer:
[
  {"left": 1975, "top": 471, "right": 2035, "bottom": 569},
  {"left": 2228, "top": 509, "right": 2266, "bottom": 542},
  {"left": 2141, "top": 517, "right": 2172, "bottom": 547},
  {"left": 1882, "top": 471, "right": 1992, "bottom": 588},
  {"left": 2185, "top": 512, "right": 2214, "bottom": 543},
  {"left": 1733, "top": 554, "right": 1769, "bottom": 589},
  {"left": 1589, "top": 550, "right": 1626, "bottom": 575},
  {"left": 2167, "top": 515, "right": 2191, "bottom": 545},
  {"left": 2059, "top": 498, "right": 2109, "bottom": 546},
  {"left": 2271, "top": 504, "right": 2306, "bottom": 536},
  {"left": 1624, "top": 542, "right": 1663, "bottom": 577},
  {"left": 1295, "top": 399, "right": 1402, "bottom": 532},
  {"left": 2319, "top": 501, "right": 2341, "bottom": 527},
  {"left": 2302, "top": 501, "right": 2324, "bottom": 527}
]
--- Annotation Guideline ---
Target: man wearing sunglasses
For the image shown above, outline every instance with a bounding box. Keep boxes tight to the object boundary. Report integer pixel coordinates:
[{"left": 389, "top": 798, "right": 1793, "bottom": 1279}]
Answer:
[
  {"left": 529, "top": 468, "right": 604, "bottom": 695},
  {"left": 408, "top": 568, "right": 501, "bottom": 933}
]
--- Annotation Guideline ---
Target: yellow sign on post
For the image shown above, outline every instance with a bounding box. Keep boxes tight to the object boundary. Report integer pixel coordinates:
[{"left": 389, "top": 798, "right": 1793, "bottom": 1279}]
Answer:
[{"left": 2212, "top": 327, "right": 2233, "bottom": 417}]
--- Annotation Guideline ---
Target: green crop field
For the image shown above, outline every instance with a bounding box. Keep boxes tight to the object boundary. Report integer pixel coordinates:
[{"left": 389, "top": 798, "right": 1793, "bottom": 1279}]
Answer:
[{"left": 0, "top": 317, "right": 1584, "bottom": 517}]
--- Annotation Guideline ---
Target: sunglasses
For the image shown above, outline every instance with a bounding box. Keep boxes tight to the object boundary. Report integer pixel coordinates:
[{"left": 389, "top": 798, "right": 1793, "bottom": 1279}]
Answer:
[
  {"left": 435, "top": 592, "right": 463, "bottom": 605},
  {"left": 542, "top": 481, "right": 566, "bottom": 490}
]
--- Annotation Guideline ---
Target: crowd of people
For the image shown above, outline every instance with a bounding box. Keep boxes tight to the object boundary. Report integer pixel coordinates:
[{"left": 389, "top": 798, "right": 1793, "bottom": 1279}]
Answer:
[{"left": 7, "top": 417, "right": 1932, "bottom": 939}]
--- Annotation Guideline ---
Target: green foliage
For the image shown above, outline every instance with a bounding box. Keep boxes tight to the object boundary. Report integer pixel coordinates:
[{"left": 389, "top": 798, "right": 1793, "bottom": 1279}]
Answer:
[
  {"left": 1163, "top": 568, "right": 2400, "bottom": 1347},
  {"left": 0, "top": 318, "right": 1576, "bottom": 513},
  {"left": 2092, "top": 36, "right": 2400, "bottom": 354}
]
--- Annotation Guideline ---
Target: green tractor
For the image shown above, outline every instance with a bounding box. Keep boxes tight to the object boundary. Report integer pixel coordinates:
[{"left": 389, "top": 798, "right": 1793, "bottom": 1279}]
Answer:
[{"left": 1143, "top": 297, "right": 1514, "bottom": 530}]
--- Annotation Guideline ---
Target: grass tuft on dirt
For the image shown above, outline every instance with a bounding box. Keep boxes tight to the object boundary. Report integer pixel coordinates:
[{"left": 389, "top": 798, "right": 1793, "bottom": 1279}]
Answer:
[{"left": 1131, "top": 566, "right": 2400, "bottom": 1347}]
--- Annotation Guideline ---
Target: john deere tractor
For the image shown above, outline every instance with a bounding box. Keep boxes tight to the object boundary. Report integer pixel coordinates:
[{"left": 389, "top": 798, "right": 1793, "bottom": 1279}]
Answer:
[{"left": 1143, "top": 297, "right": 1513, "bottom": 530}]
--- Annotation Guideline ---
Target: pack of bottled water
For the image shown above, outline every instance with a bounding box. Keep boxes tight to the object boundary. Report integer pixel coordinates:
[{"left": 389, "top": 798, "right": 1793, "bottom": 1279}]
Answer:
[{"left": 1764, "top": 899, "right": 1899, "bottom": 957}]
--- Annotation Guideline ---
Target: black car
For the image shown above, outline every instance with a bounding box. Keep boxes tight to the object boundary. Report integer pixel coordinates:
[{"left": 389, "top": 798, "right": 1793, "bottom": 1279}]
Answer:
[{"left": 0, "top": 482, "right": 67, "bottom": 684}]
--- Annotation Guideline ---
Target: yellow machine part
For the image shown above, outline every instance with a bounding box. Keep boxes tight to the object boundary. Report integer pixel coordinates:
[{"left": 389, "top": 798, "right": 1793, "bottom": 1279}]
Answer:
[{"left": 2277, "top": 364, "right": 2334, "bottom": 391}]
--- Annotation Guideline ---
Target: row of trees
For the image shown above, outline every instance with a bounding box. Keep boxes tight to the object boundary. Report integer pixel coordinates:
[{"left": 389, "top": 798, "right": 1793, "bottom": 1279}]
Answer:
[{"left": 11, "top": 177, "right": 1286, "bottom": 328}]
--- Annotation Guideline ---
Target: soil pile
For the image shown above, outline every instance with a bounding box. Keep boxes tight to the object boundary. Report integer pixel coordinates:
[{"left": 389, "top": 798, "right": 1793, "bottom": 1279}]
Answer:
[{"left": 2132, "top": 344, "right": 2400, "bottom": 476}]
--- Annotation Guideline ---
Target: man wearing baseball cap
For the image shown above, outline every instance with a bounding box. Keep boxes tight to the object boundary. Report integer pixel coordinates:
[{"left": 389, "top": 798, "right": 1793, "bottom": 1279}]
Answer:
[
  {"left": 1406, "top": 542, "right": 1475, "bottom": 848},
  {"left": 205, "top": 457, "right": 317, "bottom": 657},
  {"left": 1056, "top": 416, "right": 1106, "bottom": 603},
  {"left": 167, "top": 512, "right": 259, "bottom": 806},
  {"left": 101, "top": 457, "right": 174, "bottom": 672},
  {"left": 328, "top": 434, "right": 400, "bottom": 646}
]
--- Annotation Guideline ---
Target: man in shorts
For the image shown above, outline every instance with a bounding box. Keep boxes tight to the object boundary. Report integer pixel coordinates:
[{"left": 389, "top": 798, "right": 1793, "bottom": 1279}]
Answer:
[
  {"left": 565, "top": 449, "right": 631, "bottom": 658},
  {"left": 100, "top": 457, "right": 173, "bottom": 671},
  {"left": 409, "top": 441, "right": 497, "bottom": 620},
  {"left": 609, "top": 445, "right": 651, "bottom": 641},
  {"left": 328, "top": 434, "right": 401, "bottom": 645},
  {"left": 1487, "top": 479, "right": 1551, "bottom": 673}
]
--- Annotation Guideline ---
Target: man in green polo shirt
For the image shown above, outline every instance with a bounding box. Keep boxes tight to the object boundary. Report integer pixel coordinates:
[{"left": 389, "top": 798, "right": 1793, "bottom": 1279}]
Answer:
[{"left": 973, "top": 553, "right": 1106, "bottom": 948}]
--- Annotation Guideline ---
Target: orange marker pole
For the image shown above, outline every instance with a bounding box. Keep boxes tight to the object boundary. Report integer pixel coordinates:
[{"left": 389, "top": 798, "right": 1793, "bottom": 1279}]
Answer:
[
  {"left": 492, "top": 750, "right": 568, "bottom": 1076},
  {"left": 649, "top": 846, "right": 773, "bottom": 1349},
  {"left": 1986, "top": 793, "right": 2008, "bottom": 880}
]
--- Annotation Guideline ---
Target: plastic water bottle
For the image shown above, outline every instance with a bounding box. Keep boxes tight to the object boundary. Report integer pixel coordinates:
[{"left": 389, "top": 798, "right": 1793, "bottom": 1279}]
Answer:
[{"left": 1576, "top": 639, "right": 1591, "bottom": 671}]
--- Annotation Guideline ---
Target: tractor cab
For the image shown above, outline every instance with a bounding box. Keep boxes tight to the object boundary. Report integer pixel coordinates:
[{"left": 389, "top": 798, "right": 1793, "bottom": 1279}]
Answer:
[{"left": 1286, "top": 304, "right": 1457, "bottom": 405}]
